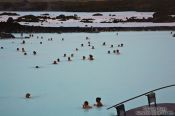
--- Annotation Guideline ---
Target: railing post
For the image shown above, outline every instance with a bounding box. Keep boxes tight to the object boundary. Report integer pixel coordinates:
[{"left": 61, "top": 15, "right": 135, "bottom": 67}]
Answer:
[
  {"left": 114, "top": 104, "right": 126, "bottom": 116},
  {"left": 146, "top": 92, "right": 157, "bottom": 107},
  {"left": 107, "top": 84, "right": 175, "bottom": 110}
]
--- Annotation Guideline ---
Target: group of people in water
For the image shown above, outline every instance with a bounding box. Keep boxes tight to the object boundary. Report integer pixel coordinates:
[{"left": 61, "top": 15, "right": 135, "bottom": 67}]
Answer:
[
  {"left": 50, "top": 37, "right": 97, "bottom": 64},
  {"left": 25, "top": 93, "right": 102, "bottom": 109},
  {"left": 83, "top": 97, "right": 103, "bottom": 109},
  {"left": 51, "top": 36, "right": 123, "bottom": 64},
  {"left": 14, "top": 35, "right": 123, "bottom": 68},
  {"left": 16, "top": 47, "right": 37, "bottom": 56},
  {"left": 52, "top": 54, "right": 95, "bottom": 64}
]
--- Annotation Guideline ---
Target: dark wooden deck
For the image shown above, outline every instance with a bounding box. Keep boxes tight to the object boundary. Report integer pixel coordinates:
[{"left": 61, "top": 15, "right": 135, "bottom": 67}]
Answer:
[{"left": 126, "top": 103, "right": 175, "bottom": 116}]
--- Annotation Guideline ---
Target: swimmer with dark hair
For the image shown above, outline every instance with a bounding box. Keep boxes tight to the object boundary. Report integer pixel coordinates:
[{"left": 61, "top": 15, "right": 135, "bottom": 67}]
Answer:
[
  {"left": 57, "top": 58, "right": 60, "bottom": 62},
  {"left": 22, "top": 40, "right": 25, "bottom": 44},
  {"left": 88, "top": 54, "right": 94, "bottom": 60},
  {"left": 94, "top": 97, "right": 103, "bottom": 107},
  {"left": 71, "top": 54, "right": 74, "bottom": 57},
  {"left": 92, "top": 46, "right": 95, "bottom": 49},
  {"left": 53, "top": 60, "right": 57, "bottom": 64},
  {"left": 63, "top": 54, "right": 66, "bottom": 57},
  {"left": 33, "top": 51, "right": 37, "bottom": 55},
  {"left": 35, "top": 66, "right": 39, "bottom": 68},
  {"left": 22, "top": 48, "right": 25, "bottom": 52},
  {"left": 116, "top": 49, "right": 120, "bottom": 54},
  {"left": 83, "top": 101, "right": 92, "bottom": 109},
  {"left": 102, "top": 42, "right": 106, "bottom": 46},
  {"left": 68, "top": 57, "right": 72, "bottom": 61},
  {"left": 82, "top": 56, "right": 86, "bottom": 60},
  {"left": 25, "top": 93, "right": 31, "bottom": 98},
  {"left": 24, "top": 52, "right": 27, "bottom": 55}
]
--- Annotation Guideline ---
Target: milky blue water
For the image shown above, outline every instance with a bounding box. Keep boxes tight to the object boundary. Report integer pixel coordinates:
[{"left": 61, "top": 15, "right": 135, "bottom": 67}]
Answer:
[{"left": 0, "top": 31, "right": 175, "bottom": 116}]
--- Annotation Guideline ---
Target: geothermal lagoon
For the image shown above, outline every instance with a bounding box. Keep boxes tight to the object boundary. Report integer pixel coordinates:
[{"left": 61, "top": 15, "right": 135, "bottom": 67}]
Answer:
[{"left": 0, "top": 31, "right": 175, "bottom": 116}]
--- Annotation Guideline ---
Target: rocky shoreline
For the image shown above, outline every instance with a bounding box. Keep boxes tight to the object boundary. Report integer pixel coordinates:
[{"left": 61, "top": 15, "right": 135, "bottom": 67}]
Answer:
[
  {"left": 0, "top": 32, "right": 15, "bottom": 39},
  {"left": 0, "top": 0, "right": 175, "bottom": 12},
  {"left": 0, "top": 22, "right": 175, "bottom": 33}
]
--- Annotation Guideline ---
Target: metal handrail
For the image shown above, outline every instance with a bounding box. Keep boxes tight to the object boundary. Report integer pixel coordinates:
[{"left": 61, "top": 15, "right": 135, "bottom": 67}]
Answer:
[{"left": 107, "top": 84, "right": 175, "bottom": 110}]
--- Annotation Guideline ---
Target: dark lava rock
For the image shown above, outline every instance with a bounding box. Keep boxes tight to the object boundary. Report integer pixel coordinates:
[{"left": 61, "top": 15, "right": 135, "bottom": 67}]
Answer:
[
  {"left": 80, "top": 18, "right": 94, "bottom": 23},
  {"left": 56, "top": 14, "right": 79, "bottom": 21},
  {"left": 0, "top": 12, "right": 19, "bottom": 16},
  {"left": 16, "top": 15, "right": 40, "bottom": 22},
  {"left": 92, "top": 13, "right": 103, "bottom": 16},
  {"left": 0, "top": 32, "right": 15, "bottom": 39}
]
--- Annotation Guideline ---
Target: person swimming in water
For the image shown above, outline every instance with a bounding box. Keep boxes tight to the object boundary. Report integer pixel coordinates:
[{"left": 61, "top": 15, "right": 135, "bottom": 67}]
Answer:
[
  {"left": 71, "top": 54, "right": 74, "bottom": 57},
  {"left": 116, "top": 49, "right": 120, "bottom": 54},
  {"left": 92, "top": 46, "right": 95, "bottom": 49},
  {"left": 53, "top": 60, "right": 57, "bottom": 64},
  {"left": 22, "top": 48, "right": 25, "bottom": 52},
  {"left": 102, "top": 42, "right": 106, "bottom": 46},
  {"left": 83, "top": 101, "right": 92, "bottom": 109},
  {"left": 88, "top": 54, "right": 94, "bottom": 60},
  {"left": 94, "top": 97, "right": 103, "bottom": 107},
  {"left": 57, "top": 58, "right": 60, "bottom": 62},
  {"left": 82, "top": 56, "right": 86, "bottom": 60},
  {"left": 68, "top": 57, "right": 72, "bottom": 61},
  {"left": 33, "top": 51, "right": 37, "bottom": 55},
  {"left": 25, "top": 93, "right": 31, "bottom": 98},
  {"left": 63, "top": 54, "right": 66, "bottom": 57}
]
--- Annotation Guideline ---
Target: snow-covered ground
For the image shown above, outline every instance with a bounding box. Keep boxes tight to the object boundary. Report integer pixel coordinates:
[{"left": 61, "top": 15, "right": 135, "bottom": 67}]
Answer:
[
  {"left": 0, "top": 31, "right": 175, "bottom": 116},
  {"left": 1, "top": 11, "right": 175, "bottom": 27}
]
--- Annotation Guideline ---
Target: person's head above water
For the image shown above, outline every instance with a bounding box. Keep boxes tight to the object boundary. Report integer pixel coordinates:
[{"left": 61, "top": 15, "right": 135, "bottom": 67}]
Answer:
[
  {"left": 25, "top": 93, "right": 31, "bottom": 98},
  {"left": 96, "top": 97, "right": 101, "bottom": 102},
  {"left": 83, "top": 101, "right": 92, "bottom": 109},
  {"left": 84, "top": 101, "right": 88, "bottom": 105},
  {"left": 95, "top": 97, "right": 103, "bottom": 107}
]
